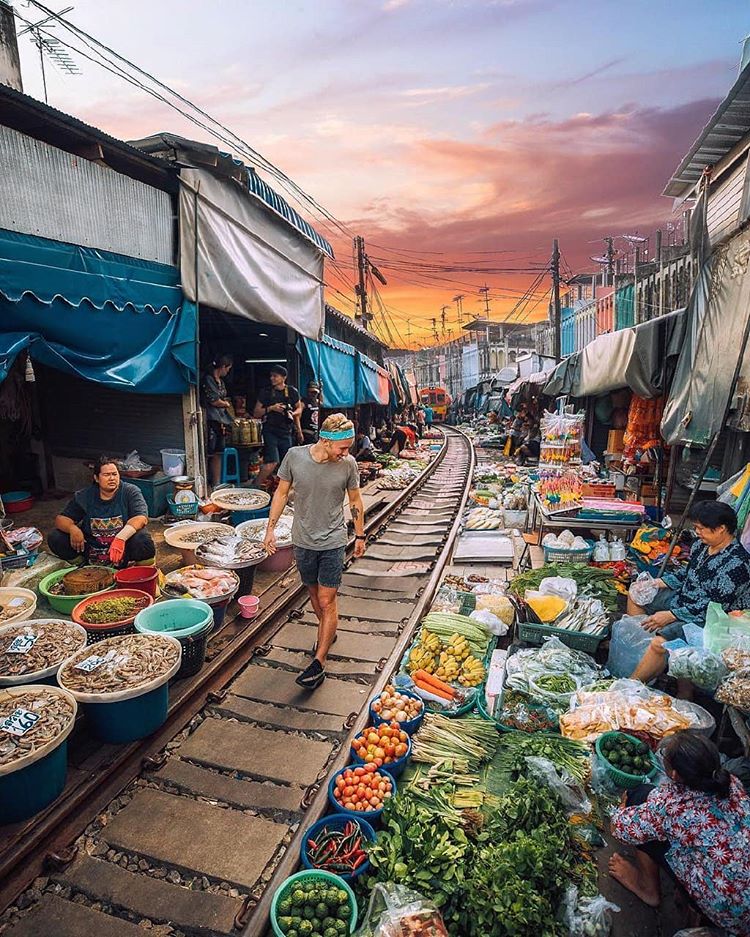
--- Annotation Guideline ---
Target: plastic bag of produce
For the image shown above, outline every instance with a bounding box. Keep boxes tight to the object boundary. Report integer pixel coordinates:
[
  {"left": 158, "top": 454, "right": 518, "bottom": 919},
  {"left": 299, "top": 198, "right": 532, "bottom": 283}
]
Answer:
[
  {"left": 474, "top": 593, "right": 514, "bottom": 626},
  {"left": 353, "top": 883, "right": 449, "bottom": 937},
  {"left": 563, "top": 885, "right": 620, "bottom": 937},
  {"left": 704, "top": 602, "right": 750, "bottom": 654},
  {"left": 667, "top": 646, "right": 728, "bottom": 691},
  {"left": 469, "top": 608, "right": 509, "bottom": 637},
  {"left": 628, "top": 572, "right": 659, "bottom": 607},
  {"left": 524, "top": 756, "right": 591, "bottom": 817},
  {"left": 606, "top": 615, "right": 653, "bottom": 678},
  {"left": 538, "top": 576, "right": 578, "bottom": 603},
  {"left": 671, "top": 930, "right": 725, "bottom": 937}
]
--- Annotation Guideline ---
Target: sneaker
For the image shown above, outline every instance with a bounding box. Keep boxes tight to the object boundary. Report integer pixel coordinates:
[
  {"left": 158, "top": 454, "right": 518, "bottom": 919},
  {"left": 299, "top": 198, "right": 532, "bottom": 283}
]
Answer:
[{"left": 296, "top": 658, "right": 326, "bottom": 690}]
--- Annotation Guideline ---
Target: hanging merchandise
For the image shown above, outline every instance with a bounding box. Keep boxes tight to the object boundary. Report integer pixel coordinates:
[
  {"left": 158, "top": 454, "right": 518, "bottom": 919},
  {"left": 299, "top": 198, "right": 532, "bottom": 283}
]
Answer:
[
  {"left": 622, "top": 396, "right": 664, "bottom": 464},
  {"left": 539, "top": 409, "right": 585, "bottom": 468}
]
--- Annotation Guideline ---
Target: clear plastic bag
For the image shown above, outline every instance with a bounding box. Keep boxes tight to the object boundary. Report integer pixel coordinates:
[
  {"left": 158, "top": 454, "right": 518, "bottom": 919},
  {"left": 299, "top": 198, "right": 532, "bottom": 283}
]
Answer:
[
  {"left": 353, "top": 883, "right": 449, "bottom": 937},
  {"left": 671, "top": 930, "right": 725, "bottom": 937},
  {"left": 628, "top": 572, "right": 658, "bottom": 607},
  {"left": 538, "top": 576, "right": 578, "bottom": 603},
  {"left": 606, "top": 615, "right": 653, "bottom": 678},
  {"left": 469, "top": 607, "right": 509, "bottom": 636},
  {"left": 563, "top": 885, "right": 620, "bottom": 937},
  {"left": 524, "top": 756, "right": 591, "bottom": 816},
  {"left": 667, "top": 646, "right": 728, "bottom": 691},
  {"left": 704, "top": 601, "right": 750, "bottom": 654}
]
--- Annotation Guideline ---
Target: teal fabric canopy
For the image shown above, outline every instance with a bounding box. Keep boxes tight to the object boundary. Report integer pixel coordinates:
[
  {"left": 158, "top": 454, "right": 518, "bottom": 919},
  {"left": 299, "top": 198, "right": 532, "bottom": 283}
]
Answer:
[
  {"left": 0, "top": 229, "right": 196, "bottom": 393},
  {"left": 356, "top": 352, "right": 390, "bottom": 406},
  {"left": 301, "top": 335, "right": 357, "bottom": 408}
]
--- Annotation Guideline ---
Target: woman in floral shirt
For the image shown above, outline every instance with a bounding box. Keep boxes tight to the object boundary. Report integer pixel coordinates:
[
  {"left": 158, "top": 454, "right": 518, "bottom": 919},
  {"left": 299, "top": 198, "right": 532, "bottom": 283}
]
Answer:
[{"left": 610, "top": 731, "right": 750, "bottom": 935}]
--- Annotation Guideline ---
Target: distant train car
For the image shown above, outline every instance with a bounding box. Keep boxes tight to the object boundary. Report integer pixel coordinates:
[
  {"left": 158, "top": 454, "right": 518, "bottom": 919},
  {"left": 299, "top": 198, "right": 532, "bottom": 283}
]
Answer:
[{"left": 419, "top": 386, "right": 452, "bottom": 421}]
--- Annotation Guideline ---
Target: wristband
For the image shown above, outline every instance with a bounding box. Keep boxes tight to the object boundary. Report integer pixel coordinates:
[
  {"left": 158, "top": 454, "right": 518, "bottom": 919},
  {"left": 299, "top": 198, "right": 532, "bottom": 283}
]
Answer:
[{"left": 118, "top": 523, "right": 138, "bottom": 542}]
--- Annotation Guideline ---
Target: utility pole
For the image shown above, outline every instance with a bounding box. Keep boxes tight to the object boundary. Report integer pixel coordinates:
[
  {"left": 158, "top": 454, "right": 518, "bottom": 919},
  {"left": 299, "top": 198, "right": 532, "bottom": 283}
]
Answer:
[
  {"left": 551, "top": 238, "right": 562, "bottom": 362},
  {"left": 354, "top": 235, "right": 386, "bottom": 331},
  {"left": 453, "top": 294, "right": 465, "bottom": 326},
  {"left": 479, "top": 284, "right": 491, "bottom": 315},
  {"left": 440, "top": 305, "right": 450, "bottom": 336},
  {"left": 605, "top": 236, "right": 615, "bottom": 286}
]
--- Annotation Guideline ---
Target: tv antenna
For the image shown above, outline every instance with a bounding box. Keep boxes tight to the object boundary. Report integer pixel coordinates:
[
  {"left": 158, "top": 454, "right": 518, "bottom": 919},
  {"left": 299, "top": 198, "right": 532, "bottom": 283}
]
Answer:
[{"left": 17, "top": 6, "right": 81, "bottom": 104}]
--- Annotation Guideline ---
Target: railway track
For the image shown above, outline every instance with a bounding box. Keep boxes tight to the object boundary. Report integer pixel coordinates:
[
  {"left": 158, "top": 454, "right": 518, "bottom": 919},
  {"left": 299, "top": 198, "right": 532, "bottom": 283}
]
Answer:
[{"left": 0, "top": 428, "right": 474, "bottom": 937}]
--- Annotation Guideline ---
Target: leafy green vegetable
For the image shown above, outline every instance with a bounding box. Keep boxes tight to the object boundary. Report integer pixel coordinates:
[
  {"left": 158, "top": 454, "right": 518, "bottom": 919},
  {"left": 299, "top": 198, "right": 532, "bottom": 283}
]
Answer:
[{"left": 508, "top": 564, "right": 619, "bottom": 613}]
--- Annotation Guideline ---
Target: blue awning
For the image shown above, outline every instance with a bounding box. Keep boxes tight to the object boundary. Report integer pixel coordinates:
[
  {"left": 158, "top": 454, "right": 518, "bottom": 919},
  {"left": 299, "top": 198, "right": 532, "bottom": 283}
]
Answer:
[
  {"left": 301, "top": 335, "right": 357, "bottom": 408},
  {"left": 0, "top": 229, "right": 196, "bottom": 394},
  {"left": 356, "top": 352, "right": 390, "bottom": 405}
]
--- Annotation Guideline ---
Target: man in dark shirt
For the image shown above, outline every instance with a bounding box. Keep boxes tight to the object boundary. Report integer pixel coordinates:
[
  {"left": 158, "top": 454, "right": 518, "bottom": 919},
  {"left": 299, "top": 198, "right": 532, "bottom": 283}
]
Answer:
[
  {"left": 299, "top": 381, "right": 321, "bottom": 445},
  {"left": 48, "top": 456, "right": 155, "bottom": 567},
  {"left": 253, "top": 365, "right": 303, "bottom": 488}
]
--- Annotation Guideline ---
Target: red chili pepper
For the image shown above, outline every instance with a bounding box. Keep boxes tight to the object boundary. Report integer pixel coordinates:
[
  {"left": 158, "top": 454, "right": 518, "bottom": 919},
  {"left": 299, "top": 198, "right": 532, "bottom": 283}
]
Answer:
[{"left": 351, "top": 852, "right": 368, "bottom": 869}]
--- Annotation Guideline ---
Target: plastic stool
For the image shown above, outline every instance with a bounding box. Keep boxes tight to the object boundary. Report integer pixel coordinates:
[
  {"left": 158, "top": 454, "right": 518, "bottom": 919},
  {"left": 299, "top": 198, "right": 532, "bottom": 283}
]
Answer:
[{"left": 220, "top": 447, "right": 241, "bottom": 485}]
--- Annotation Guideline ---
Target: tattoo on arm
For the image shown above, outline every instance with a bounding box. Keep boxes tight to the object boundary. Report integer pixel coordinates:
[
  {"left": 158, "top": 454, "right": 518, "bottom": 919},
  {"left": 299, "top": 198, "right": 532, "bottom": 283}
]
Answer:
[{"left": 351, "top": 507, "right": 360, "bottom": 521}]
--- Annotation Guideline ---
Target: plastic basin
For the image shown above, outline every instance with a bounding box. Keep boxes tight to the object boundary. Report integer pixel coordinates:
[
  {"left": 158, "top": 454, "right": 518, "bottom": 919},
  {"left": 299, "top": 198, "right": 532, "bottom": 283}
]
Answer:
[
  {"left": 369, "top": 690, "right": 425, "bottom": 735},
  {"left": 231, "top": 505, "right": 270, "bottom": 524},
  {"left": 161, "top": 449, "right": 185, "bottom": 477},
  {"left": 81, "top": 682, "right": 170, "bottom": 744},
  {"left": 270, "top": 870, "right": 357, "bottom": 937},
  {"left": 350, "top": 734, "right": 412, "bottom": 777},
  {"left": 2, "top": 491, "right": 34, "bottom": 514},
  {"left": 115, "top": 566, "right": 159, "bottom": 598},
  {"left": 327, "top": 766, "right": 397, "bottom": 826},
  {"left": 0, "top": 739, "right": 69, "bottom": 824},
  {"left": 38, "top": 567, "right": 116, "bottom": 615},
  {"left": 300, "top": 815, "right": 376, "bottom": 881},
  {"left": 134, "top": 599, "right": 213, "bottom": 638},
  {"left": 258, "top": 543, "right": 294, "bottom": 573},
  {"left": 71, "top": 588, "right": 153, "bottom": 635}
]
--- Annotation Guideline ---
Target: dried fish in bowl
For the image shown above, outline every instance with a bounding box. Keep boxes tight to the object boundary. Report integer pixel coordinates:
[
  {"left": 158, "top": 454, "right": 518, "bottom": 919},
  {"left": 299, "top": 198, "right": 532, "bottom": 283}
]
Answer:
[
  {"left": 0, "top": 619, "right": 87, "bottom": 680},
  {"left": 238, "top": 515, "right": 293, "bottom": 546},
  {"left": 0, "top": 589, "right": 35, "bottom": 624},
  {"left": 195, "top": 536, "right": 267, "bottom": 568},
  {"left": 162, "top": 522, "right": 234, "bottom": 550},
  {"left": 0, "top": 688, "right": 76, "bottom": 768},
  {"left": 209, "top": 488, "right": 271, "bottom": 511},
  {"left": 58, "top": 633, "right": 180, "bottom": 696}
]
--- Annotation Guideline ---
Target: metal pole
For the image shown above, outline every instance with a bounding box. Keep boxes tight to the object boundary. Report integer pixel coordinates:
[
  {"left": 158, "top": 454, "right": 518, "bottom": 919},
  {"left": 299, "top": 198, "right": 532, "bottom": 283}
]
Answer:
[
  {"left": 551, "top": 238, "right": 561, "bottom": 362},
  {"left": 192, "top": 182, "right": 208, "bottom": 495}
]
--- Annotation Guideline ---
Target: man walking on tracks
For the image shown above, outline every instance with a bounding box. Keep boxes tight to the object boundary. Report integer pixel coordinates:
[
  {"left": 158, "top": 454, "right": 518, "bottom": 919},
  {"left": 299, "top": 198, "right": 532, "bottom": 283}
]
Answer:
[{"left": 263, "top": 413, "right": 366, "bottom": 690}]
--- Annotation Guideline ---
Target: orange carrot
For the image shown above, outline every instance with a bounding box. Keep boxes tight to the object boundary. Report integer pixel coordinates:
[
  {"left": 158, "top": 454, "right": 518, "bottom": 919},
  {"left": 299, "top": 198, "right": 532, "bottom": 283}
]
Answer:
[
  {"left": 413, "top": 677, "right": 454, "bottom": 701},
  {"left": 412, "top": 670, "right": 456, "bottom": 699}
]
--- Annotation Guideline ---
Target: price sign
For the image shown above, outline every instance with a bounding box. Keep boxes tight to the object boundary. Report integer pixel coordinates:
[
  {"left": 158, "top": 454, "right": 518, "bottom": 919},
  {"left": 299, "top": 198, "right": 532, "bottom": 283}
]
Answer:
[
  {"left": 0, "top": 707, "right": 40, "bottom": 737},
  {"left": 6, "top": 633, "right": 38, "bottom": 655},
  {"left": 8, "top": 597, "right": 27, "bottom": 608},
  {"left": 75, "top": 649, "right": 114, "bottom": 673}
]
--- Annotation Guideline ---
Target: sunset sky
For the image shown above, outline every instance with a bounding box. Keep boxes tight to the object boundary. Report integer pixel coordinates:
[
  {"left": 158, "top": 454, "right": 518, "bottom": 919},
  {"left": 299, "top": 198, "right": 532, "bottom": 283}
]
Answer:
[{"left": 15, "top": 0, "right": 749, "bottom": 345}]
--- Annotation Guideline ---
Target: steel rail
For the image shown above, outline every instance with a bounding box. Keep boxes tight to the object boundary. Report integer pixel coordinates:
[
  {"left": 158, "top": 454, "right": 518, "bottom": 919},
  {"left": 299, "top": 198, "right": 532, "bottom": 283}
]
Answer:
[
  {"left": 0, "top": 432, "right": 455, "bottom": 913},
  {"left": 242, "top": 427, "right": 475, "bottom": 936}
]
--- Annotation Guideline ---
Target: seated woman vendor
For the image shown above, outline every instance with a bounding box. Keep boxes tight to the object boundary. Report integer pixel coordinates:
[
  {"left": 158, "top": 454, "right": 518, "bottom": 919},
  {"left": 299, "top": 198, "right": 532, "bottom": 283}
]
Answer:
[
  {"left": 48, "top": 456, "right": 155, "bottom": 568},
  {"left": 610, "top": 731, "right": 750, "bottom": 935},
  {"left": 628, "top": 500, "right": 750, "bottom": 684}
]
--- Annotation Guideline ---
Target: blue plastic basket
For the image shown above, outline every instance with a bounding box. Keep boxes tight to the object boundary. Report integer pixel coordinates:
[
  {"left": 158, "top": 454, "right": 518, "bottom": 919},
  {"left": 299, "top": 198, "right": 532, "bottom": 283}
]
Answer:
[
  {"left": 231, "top": 505, "right": 271, "bottom": 525},
  {"left": 327, "top": 766, "right": 397, "bottom": 825},
  {"left": 300, "top": 814, "right": 376, "bottom": 880},
  {"left": 350, "top": 733, "right": 412, "bottom": 777},
  {"left": 167, "top": 497, "right": 199, "bottom": 519},
  {"left": 369, "top": 690, "right": 425, "bottom": 735}
]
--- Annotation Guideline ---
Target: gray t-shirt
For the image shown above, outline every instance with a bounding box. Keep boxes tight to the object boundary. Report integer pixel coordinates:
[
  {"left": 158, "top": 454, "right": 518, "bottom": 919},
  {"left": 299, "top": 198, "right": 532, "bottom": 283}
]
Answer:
[{"left": 277, "top": 446, "right": 359, "bottom": 550}]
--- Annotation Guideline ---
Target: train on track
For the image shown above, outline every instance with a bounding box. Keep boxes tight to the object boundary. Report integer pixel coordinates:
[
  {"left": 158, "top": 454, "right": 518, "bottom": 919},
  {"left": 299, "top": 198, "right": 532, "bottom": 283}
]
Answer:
[{"left": 419, "top": 385, "right": 451, "bottom": 421}]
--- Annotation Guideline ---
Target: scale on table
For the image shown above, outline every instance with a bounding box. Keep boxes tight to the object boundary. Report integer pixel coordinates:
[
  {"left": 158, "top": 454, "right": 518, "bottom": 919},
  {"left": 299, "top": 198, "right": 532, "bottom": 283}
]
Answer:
[{"left": 452, "top": 531, "right": 515, "bottom": 563}]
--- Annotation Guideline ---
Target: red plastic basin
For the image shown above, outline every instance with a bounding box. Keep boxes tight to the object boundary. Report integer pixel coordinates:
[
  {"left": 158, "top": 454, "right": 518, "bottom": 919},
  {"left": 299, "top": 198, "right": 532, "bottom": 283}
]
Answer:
[{"left": 115, "top": 566, "right": 159, "bottom": 597}]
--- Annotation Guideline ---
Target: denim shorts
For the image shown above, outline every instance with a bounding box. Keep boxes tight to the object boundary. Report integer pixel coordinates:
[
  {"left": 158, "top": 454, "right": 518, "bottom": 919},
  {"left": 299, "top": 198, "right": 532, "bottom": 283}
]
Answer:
[
  {"left": 643, "top": 588, "right": 685, "bottom": 640},
  {"left": 263, "top": 427, "right": 293, "bottom": 465},
  {"left": 294, "top": 545, "right": 346, "bottom": 588}
]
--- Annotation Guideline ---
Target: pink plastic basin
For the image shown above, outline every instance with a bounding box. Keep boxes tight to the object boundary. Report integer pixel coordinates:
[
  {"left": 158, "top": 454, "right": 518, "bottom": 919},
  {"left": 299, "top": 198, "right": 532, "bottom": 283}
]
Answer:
[
  {"left": 238, "top": 595, "right": 260, "bottom": 619},
  {"left": 258, "top": 543, "right": 294, "bottom": 573}
]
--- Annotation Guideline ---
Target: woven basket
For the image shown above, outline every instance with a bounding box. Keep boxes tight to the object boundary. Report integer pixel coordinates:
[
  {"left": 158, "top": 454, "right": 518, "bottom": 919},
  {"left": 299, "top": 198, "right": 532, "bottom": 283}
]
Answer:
[{"left": 62, "top": 566, "right": 114, "bottom": 596}]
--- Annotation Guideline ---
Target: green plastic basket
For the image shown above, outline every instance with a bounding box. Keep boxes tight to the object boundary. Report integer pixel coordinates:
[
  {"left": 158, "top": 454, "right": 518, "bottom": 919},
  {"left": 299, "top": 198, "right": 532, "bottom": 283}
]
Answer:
[
  {"left": 270, "top": 869, "right": 357, "bottom": 936},
  {"left": 595, "top": 731, "right": 659, "bottom": 790},
  {"left": 516, "top": 617, "right": 608, "bottom": 654},
  {"left": 476, "top": 683, "right": 560, "bottom": 734}
]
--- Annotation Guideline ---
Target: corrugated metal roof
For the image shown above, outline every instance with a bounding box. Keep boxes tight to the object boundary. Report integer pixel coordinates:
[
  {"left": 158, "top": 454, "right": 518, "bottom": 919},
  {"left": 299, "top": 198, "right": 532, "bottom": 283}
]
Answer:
[{"left": 664, "top": 61, "right": 750, "bottom": 198}]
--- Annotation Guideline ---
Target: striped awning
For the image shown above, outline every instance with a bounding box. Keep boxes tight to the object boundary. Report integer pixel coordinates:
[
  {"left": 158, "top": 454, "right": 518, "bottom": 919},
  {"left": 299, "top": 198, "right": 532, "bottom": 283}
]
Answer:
[{"left": 246, "top": 170, "right": 333, "bottom": 258}]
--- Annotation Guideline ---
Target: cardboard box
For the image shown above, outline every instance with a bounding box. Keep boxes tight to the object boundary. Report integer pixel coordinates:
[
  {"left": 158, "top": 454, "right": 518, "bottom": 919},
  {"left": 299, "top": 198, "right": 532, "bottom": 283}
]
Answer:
[{"left": 607, "top": 429, "right": 625, "bottom": 453}]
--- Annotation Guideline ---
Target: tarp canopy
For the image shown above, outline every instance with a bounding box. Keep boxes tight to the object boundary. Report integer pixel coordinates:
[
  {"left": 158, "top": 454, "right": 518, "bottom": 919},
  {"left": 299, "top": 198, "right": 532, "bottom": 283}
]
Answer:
[
  {"left": 180, "top": 167, "right": 325, "bottom": 340},
  {"left": 0, "top": 228, "right": 195, "bottom": 393},
  {"left": 404, "top": 370, "right": 419, "bottom": 406},
  {"left": 300, "top": 335, "right": 357, "bottom": 408},
  {"left": 662, "top": 194, "right": 750, "bottom": 446},
  {"left": 356, "top": 353, "right": 390, "bottom": 405},
  {"left": 387, "top": 362, "right": 407, "bottom": 408},
  {"left": 544, "top": 310, "right": 685, "bottom": 400}
]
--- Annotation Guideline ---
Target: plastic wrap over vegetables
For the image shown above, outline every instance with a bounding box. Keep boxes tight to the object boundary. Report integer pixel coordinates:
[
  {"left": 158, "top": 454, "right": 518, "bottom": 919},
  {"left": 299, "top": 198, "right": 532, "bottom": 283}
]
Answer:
[
  {"left": 353, "top": 883, "right": 449, "bottom": 937},
  {"left": 666, "top": 646, "right": 728, "bottom": 691}
]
